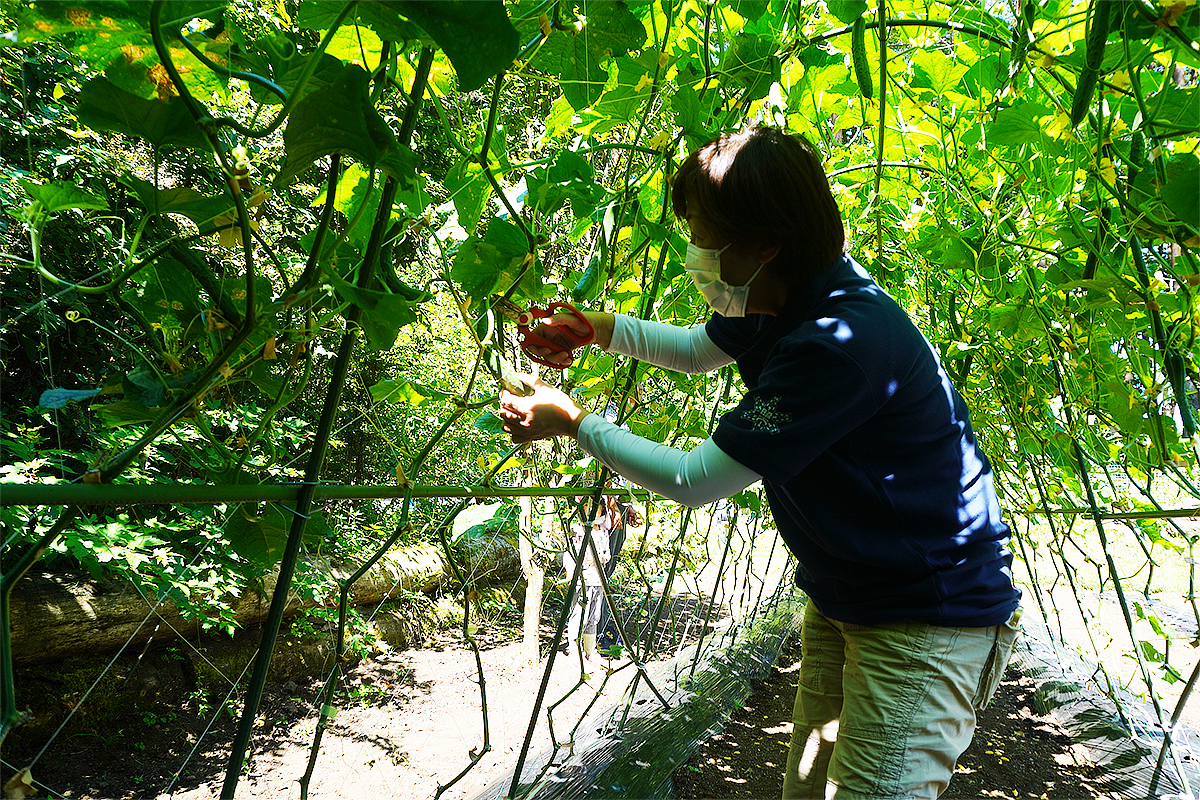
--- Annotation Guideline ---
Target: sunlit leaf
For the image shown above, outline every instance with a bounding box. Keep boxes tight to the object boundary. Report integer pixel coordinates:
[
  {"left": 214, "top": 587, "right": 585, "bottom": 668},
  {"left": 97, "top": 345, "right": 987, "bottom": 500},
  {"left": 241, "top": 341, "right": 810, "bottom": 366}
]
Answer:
[
  {"left": 527, "top": 1, "right": 646, "bottom": 111},
  {"left": 910, "top": 49, "right": 969, "bottom": 96},
  {"left": 450, "top": 501, "right": 505, "bottom": 542},
  {"left": 721, "top": 33, "right": 780, "bottom": 101},
  {"left": 369, "top": 378, "right": 452, "bottom": 406},
  {"left": 986, "top": 103, "right": 1050, "bottom": 147}
]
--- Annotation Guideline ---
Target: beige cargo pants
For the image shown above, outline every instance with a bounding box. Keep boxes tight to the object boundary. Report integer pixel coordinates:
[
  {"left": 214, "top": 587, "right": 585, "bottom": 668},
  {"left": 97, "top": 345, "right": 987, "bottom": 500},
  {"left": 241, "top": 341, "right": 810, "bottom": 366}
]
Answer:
[{"left": 782, "top": 601, "right": 1021, "bottom": 799}]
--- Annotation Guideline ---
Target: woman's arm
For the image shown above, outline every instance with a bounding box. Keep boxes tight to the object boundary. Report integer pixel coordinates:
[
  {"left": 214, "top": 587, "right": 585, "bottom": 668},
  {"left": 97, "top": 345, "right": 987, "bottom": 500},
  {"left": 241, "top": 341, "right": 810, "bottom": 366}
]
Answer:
[
  {"left": 522, "top": 311, "right": 732, "bottom": 373},
  {"left": 608, "top": 315, "right": 733, "bottom": 373},
  {"left": 498, "top": 380, "right": 760, "bottom": 507},
  {"left": 574, "top": 415, "right": 760, "bottom": 507}
]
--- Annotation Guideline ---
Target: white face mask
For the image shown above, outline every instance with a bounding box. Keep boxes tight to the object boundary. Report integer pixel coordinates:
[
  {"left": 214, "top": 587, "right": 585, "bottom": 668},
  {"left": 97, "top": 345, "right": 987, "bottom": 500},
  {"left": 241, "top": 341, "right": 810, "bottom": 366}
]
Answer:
[{"left": 685, "top": 241, "right": 764, "bottom": 317}]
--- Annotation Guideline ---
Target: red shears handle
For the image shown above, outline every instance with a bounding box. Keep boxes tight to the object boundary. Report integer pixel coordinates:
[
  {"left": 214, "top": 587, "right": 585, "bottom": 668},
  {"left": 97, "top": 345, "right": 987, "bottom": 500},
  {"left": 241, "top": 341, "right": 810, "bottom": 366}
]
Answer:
[{"left": 517, "top": 303, "right": 594, "bottom": 369}]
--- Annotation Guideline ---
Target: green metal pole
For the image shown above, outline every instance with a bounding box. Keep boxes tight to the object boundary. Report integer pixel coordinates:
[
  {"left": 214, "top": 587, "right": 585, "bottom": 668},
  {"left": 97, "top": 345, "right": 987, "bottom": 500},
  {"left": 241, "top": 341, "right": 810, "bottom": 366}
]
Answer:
[{"left": 0, "top": 483, "right": 657, "bottom": 507}]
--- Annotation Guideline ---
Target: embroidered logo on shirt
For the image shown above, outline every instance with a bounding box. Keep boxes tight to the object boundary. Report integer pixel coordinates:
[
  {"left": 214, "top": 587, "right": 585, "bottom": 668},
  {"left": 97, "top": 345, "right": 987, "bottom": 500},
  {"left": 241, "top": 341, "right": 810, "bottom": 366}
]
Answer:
[{"left": 743, "top": 393, "right": 790, "bottom": 433}]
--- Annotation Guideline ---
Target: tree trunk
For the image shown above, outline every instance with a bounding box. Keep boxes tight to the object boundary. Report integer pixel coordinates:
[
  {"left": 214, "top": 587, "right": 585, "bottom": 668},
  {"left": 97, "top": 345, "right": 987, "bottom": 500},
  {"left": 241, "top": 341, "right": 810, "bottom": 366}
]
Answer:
[{"left": 518, "top": 493, "right": 544, "bottom": 665}]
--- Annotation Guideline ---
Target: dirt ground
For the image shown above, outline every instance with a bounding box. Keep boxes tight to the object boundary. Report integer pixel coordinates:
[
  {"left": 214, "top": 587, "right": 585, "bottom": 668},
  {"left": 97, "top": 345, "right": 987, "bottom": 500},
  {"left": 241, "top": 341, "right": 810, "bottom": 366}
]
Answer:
[{"left": 3, "top": 628, "right": 1115, "bottom": 800}]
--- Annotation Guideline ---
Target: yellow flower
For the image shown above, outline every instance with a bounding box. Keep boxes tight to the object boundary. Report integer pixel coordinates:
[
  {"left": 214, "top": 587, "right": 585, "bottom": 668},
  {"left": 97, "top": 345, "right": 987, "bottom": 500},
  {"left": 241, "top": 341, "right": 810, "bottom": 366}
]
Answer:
[{"left": 1098, "top": 157, "right": 1117, "bottom": 185}]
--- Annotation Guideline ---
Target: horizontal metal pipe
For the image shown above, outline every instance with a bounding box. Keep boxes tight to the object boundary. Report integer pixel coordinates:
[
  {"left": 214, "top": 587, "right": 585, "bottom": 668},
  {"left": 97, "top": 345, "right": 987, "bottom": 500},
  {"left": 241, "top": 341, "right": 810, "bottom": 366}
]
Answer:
[
  {"left": 1012, "top": 506, "right": 1199, "bottom": 520},
  {"left": 0, "top": 483, "right": 657, "bottom": 507}
]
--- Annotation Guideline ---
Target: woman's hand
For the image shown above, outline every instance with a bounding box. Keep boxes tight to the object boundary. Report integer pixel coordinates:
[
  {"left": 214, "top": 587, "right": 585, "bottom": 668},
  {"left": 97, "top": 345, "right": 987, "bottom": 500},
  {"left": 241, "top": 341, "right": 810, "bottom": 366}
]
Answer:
[
  {"left": 499, "top": 377, "right": 590, "bottom": 442},
  {"left": 523, "top": 310, "right": 615, "bottom": 368}
]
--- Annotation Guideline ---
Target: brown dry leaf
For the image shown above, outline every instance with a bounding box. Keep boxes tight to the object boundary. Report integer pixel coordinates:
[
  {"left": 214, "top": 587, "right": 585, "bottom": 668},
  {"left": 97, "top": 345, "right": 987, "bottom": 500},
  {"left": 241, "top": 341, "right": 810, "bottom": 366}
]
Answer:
[
  {"left": 4, "top": 767, "right": 35, "bottom": 799},
  {"left": 263, "top": 337, "right": 277, "bottom": 360}
]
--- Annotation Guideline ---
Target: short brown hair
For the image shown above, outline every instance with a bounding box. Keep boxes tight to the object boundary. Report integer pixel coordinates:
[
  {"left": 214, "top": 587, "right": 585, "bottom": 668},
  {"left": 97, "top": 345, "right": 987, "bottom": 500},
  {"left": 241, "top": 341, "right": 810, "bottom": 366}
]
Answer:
[{"left": 671, "top": 127, "right": 845, "bottom": 284}]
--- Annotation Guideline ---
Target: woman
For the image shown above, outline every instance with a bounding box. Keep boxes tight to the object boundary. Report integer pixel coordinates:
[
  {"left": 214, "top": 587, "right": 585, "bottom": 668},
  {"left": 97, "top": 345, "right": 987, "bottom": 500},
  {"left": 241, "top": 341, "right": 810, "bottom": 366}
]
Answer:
[{"left": 499, "top": 127, "right": 1021, "bottom": 799}]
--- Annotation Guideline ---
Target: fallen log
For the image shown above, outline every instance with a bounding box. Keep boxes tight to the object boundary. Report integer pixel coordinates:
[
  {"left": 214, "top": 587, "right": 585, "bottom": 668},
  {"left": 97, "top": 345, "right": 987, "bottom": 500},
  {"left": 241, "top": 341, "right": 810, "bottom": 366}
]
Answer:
[{"left": 8, "top": 537, "right": 522, "bottom": 665}]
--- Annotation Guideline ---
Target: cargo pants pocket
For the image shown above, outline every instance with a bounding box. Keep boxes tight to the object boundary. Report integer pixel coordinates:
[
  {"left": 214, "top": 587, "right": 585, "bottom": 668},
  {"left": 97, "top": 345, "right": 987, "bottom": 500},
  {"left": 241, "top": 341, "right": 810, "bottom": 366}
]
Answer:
[{"left": 972, "top": 607, "right": 1022, "bottom": 710}]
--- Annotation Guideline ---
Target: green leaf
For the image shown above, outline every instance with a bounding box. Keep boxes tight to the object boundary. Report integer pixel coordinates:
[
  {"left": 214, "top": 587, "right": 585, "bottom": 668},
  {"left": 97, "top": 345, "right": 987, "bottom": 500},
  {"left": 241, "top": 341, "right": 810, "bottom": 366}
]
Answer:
[
  {"left": 234, "top": 32, "right": 345, "bottom": 106},
  {"left": 369, "top": 378, "right": 452, "bottom": 406},
  {"left": 445, "top": 157, "right": 492, "bottom": 233},
  {"left": 38, "top": 387, "right": 102, "bottom": 409},
  {"left": 451, "top": 237, "right": 503, "bottom": 300},
  {"left": 398, "top": 1, "right": 520, "bottom": 94},
  {"left": 722, "top": 33, "right": 780, "bottom": 101},
  {"left": 330, "top": 276, "right": 421, "bottom": 351},
  {"left": 729, "top": 0, "right": 771, "bottom": 22},
  {"left": 20, "top": 180, "right": 108, "bottom": 213},
  {"left": 474, "top": 411, "right": 505, "bottom": 435},
  {"left": 77, "top": 77, "right": 209, "bottom": 149},
  {"left": 95, "top": 398, "right": 159, "bottom": 428},
  {"left": 987, "top": 103, "right": 1050, "bottom": 147},
  {"left": 219, "top": 273, "right": 277, "bottom": 321},
  {"left": 451, "top": 501, "right": 505, "bottom": 543},
  {"left": 276, "top": 65, "right": 417, "bottom": 187},
  {"left": 126, "top": 257, "right": 204, "bottom": 328},
  {"left": 450, "top": 219, "right": 532, "bottom": 303},
  {"left": 123, "top": 365, "right": 168, "bottom": 407},
  {"left": 962, "top": 52, "right": 1003, "bottom": 98},
  {"left": 826, "top": 0, "right": 869, "bottom": 24},
  {"left": 226, "top": 503, "right": 291, "bottom": 567},
  {"left": 910, "top": 49, "right": 969, "bottom": 97},
  {"left": 244, "top": 360, "right": 284, "bottom": 400},
  {"left": 527, "top": 150, "right": 602, "bottom": 218},
  {"left": 528, "top": 1, "right": 646, "bottom": 111},
  {"left": 1160, "top": 156, "right": 1200, "bottom": 228},
  {"left": 120, "top": 174, "right": 233, "bottom": 232}
]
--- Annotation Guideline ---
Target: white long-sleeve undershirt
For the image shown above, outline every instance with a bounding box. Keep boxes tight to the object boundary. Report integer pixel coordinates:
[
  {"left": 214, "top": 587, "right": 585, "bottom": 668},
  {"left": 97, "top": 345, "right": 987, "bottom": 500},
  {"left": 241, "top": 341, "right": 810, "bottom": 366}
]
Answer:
[
  {"left": 575, "top": 315, "right": 760, "bottom": 506},
  {"left": 576, "top": 415, "right": 760, "bottom": 507},
  {"left": 608, "top": 314, "right": 734, "bottom": 373}
]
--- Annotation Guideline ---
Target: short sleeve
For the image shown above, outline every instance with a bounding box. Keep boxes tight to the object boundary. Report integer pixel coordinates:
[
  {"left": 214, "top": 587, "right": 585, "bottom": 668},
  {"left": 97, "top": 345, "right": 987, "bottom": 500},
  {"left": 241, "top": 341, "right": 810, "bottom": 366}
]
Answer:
[
  {"left": 705, "top": 314, "right": 767, "bottom": 359},
  {"left": 712, "top": 338, "right": 881, "bottom": 484}
]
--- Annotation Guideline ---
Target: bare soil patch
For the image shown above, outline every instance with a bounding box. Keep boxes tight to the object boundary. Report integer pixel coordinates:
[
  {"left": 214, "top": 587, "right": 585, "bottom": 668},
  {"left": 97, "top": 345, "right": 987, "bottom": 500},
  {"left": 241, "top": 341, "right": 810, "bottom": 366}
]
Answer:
[{"left": 5, "top": 626, "right": 1112, "bottom": 800}]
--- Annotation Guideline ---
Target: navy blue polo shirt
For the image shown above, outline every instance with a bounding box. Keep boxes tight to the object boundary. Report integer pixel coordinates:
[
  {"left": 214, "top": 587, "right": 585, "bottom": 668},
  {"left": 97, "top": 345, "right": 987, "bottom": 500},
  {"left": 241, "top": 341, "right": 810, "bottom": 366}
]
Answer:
[{"left": 707, "top": 255, "right": 1020, "bottom": 627}]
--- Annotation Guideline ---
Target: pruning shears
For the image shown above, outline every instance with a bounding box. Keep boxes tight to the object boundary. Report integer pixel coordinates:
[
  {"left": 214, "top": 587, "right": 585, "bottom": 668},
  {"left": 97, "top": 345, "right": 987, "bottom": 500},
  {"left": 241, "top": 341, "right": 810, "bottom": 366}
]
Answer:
[{"left": 516, "top": 302, "right": 594, "bottom": 369}]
